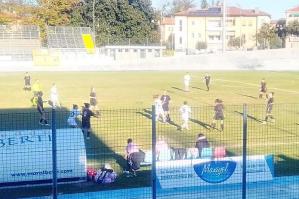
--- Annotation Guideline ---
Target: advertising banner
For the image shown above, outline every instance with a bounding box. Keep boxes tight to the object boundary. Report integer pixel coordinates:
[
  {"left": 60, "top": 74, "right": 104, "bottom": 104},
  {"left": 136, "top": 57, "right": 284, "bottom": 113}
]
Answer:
[
  {"left": 0, "top": 128, "right": 87, "bottom": 187},
  {"left": 156, "top": 155, "right": 274, "bottom": 189}
]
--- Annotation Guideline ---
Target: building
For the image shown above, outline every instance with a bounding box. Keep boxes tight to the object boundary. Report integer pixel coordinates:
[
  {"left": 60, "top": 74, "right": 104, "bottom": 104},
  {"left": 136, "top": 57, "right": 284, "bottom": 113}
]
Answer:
[
  {"left": 160, "top": 17, "right": 175, "bottom": 50},
  {"left": 174, "top": 7, "right": 271, "bottom": 52},
  {"left": 286, "top": 5, "right": 299, "bottom": 48}
]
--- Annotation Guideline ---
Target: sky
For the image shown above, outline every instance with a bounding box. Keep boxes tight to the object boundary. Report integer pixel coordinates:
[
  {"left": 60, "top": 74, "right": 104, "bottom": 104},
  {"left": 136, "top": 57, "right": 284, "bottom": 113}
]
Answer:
[{"left": 152, "top": 0, "right": 299, "bottom": 20}]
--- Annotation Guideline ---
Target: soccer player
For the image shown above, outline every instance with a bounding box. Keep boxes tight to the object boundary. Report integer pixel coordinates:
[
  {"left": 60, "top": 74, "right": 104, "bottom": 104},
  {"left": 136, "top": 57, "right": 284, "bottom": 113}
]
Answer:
[
  {"left": 179, "top": 101, "right": 191, "bottom": 130},
  {"left": 153, "top": 95, "right": 165, "bottom": 122},
  {"left": 259, "top": 78, "right": 267, "bottom": 99},
  {"left": 24, "top": 72, "right": 31, "bottom": 91},
  {"left": 184, "top": 72, "right": 191, "bottom": 92},
  {"left": 90, "top": 87, "right": 98, "bottom": 109},
  {"left": 82, "top": 103, "right": 97, "bottom": 139},
  {"left": 211, "top": 99, "right": 224, "bottom": 131},
  {"left": 263, "top": 92, "right": 275, "bottom": 124},
  {"left": 37, "top": 91, "right": 49, "bottom": 126},
  {"left": 67, "top": 104, "right": 81, "bottom": 127},
  {"left": 50, "top": 83, "right": 61, "bottom": 108},
  {"left": 160, "top": 91, "right": 171, "bottom": 122},
  {"left": 204, "top": 74, "right": 211, "bottom": 91}
]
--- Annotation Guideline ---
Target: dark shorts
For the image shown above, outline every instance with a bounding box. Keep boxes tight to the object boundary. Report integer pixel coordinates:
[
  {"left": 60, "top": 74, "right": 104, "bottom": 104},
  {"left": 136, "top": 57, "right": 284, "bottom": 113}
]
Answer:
[
  {"left": 90, "top": 99, "right": 97, "bottom": 106},
  {"left": 82, "top": 121, "right": 91, "bottom": 129},
  {"left": 266, "top": 105, "right": 273, "bottom": 114},
  {"left": 260, "top": 88, "right": 267, "bottom": 93},
  {"left": 214, "top": 113, "right": 224, "bottom": 120},
  {"left": 162, "top": 104, "right": 169, "bottom": 112}
]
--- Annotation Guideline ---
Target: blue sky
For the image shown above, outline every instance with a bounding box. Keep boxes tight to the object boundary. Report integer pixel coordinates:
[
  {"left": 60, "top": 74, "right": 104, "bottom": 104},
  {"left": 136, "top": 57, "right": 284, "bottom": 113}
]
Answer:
[{"left": 152, "top": 0, "right": 299, "bottom": 19}]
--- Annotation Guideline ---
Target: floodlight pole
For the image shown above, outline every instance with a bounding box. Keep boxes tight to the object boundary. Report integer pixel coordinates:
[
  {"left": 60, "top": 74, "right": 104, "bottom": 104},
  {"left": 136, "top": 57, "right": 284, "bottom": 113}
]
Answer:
[{"left": 222, "top": 0, "right": 226, "bottom": 53}]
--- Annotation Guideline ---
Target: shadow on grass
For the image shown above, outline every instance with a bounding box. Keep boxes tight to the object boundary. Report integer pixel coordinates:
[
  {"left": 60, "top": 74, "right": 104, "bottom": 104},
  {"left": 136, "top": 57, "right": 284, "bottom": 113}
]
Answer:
[
  {"left": 136, "top": 108, "right": 152, "bottom": 120},
  {"left": 234, "top": 111, "right": 263, "bottom": 123},
  {"left": 235, "top": 93, "right": 258, "bottom": 99},
  {"left": 171, "top": 86, "right": 186, "bottom": 92},
  {"left": 275, "top": 154, "right": 299, "bottom": 177},
  {"left": 191, "top": 86, "right": 207, "bottom": 91},
  {"left": 190, "top": 118, "right": 212, "bottom": 130}
]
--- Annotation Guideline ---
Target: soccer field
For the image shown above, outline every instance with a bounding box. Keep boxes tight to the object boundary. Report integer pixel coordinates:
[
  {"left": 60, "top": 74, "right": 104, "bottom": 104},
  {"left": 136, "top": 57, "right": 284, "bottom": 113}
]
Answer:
[{"left": 0, "top": 71, "right": 299, "bottom": 198}]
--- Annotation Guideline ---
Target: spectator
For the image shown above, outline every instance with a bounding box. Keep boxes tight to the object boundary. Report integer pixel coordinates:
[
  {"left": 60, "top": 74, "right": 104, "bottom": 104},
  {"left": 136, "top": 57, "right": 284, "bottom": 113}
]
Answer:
[
  {"left": 156, "top": 137, "right": 171, "bottom": 161},
  {"left": 124, "top": 138, "right": 144, "bottom": 177},
  {"left": 195, "top": 133, "right": 210, "bottom": 156}
]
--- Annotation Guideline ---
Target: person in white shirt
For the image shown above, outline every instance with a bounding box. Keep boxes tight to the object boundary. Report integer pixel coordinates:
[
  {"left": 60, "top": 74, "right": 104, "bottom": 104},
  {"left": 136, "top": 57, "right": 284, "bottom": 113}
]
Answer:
[
  {"left": 154, "top": 94, "right": 165, "bottom": 122},
  {"left": 67, "top": 104, "right": 81, "bottom": 127},
  {"left": 184, "top": 72, "right": 191, "bottom": 92},
  {"left": 50, "top": 83, "right": 61, "bottom": 108},
  {"left": 180, "top": 101, "right": 191, "bottom": 130}
]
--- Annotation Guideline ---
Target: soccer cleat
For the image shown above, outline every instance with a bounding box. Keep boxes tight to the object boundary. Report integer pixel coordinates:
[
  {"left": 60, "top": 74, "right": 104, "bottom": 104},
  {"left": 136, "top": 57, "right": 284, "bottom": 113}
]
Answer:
[
  {"left": 44, "top": 123, "right": 50, "bottom": 126},
  {"left": 39, "top": 122, "right": 44, "bottom": 125}
]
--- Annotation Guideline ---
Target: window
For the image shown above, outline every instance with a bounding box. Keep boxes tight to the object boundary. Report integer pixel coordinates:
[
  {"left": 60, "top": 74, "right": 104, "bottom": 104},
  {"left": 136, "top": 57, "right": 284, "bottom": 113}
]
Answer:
[
  {"left": 198, "top": 33, "right": 201, "bottom": 38},
  {"left": 192, "top": 21, "right": 195, "bottom": 26},
  {"left": 133, "top": 49, "right": 138, "bottom": 53},
  {"left": 148, "top": 49, "right": 152, "bottom": 52},
  {"left": 192, "top": 33, "right": 195, "bottom": 38},
  {"left": 179, "top": 37, "right": 182, "bottom": 44},
  {"left": 118, "top": 49, "right": 123, "bottom": 52},
  {"left": 125, "top": 49, "right": 129, "bottom": 52},
  {"left": 179, "top": 20, "right": 183, "bottom": 31}
]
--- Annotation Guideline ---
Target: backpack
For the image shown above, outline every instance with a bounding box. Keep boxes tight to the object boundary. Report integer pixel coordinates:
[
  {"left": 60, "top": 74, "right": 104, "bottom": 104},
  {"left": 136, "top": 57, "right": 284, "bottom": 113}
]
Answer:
[{"left": 94, "top": 168, "right": 117, "bottom": 184}]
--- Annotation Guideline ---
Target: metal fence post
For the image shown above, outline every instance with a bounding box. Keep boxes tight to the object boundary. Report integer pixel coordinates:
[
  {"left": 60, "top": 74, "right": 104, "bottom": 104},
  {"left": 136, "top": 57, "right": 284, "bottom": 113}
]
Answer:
[
  {"left": 242, "top": 104, "right": 248, "bottom": 199},
  {"left": 52, "top": 108, "right": 58, "bottom": 199},
  {"left": 151, "top": 105, "right": 157, "bottom": 199}
]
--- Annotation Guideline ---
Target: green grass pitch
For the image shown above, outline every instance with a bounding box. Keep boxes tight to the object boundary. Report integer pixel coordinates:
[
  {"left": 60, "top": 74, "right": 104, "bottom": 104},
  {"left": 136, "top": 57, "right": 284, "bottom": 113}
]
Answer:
[{"left": 0, "top": 71, "right": 298, "bottom": 197}]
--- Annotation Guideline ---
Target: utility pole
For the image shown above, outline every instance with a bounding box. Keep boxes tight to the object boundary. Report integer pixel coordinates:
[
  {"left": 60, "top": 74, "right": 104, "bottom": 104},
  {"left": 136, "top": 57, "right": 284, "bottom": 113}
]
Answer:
[{"left": 222, "top": 0, "right": 226, "bottom": 53}]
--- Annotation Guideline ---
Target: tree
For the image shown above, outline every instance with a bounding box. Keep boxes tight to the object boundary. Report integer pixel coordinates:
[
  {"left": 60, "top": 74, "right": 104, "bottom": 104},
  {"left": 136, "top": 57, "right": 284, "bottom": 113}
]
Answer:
[
  {"left": 200, "top": 0, "right": 208, "bottom": 9},
  {"left": 287, "top": 20, "right": 299, "bottom": 36},
  {"left": 70, "top": 0, "right": 159, "bottom": 46},
  {"left": 169, "top": 0, "right": 196, "bottom": 14},
  {"left": 228, "top": 35, "right": 246, "bottom": 48},
  {"left": 256, "top": 23, "right": 278, "bottom": 49},
  {"left": 196, "top": 41, "right": 207, "bottom": 50}
]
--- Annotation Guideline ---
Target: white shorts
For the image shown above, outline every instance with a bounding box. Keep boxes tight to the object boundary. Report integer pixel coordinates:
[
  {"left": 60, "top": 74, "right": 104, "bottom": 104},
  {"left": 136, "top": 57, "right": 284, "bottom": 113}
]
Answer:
[{"left": 67, "top": 117, "right": 77, "bottom": 126}]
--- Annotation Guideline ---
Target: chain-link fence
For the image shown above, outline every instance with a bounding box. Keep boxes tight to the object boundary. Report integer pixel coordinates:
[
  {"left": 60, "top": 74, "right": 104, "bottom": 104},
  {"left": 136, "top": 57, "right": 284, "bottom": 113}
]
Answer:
[{"left": 0, "top": 104, "right": 298, "bottom": 199}]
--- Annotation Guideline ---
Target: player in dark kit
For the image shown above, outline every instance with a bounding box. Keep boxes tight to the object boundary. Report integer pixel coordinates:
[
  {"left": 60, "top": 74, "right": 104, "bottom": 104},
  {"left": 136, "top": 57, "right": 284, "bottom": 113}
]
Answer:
[
  {"left": 24, "top": 72, "right": 31, "bottom": 91},
  {"left": 82, "top": 103, "right": 98, "bottom": 139},
  {"left": 259, "top": 79, "right": 267, "bottom": 99},
  {"left": 204, "top": 74, "right": 211, "bottom": 91},
  {"left": 263, "top": 92, "right": 275, "bottom": 124},
  {"left": 37, "top": 92, "right": 49, "bottom": 126},
  {"left": 160, "top": 91, "right": 171, "bottom": 122},
  {"left": 211, "top": 99, "right": 224, "bottom": 131}
]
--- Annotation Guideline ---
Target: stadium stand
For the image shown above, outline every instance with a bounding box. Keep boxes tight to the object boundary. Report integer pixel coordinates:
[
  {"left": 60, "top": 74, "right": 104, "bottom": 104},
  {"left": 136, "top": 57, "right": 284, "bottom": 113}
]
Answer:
[{"left": 0, "top": 25, "right": 40, "bottom": 61}]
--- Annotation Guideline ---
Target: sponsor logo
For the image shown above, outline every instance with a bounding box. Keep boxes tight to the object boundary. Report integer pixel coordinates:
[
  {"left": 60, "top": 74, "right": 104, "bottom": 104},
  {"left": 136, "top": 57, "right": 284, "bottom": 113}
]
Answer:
[{"left": 193, "top": 161, "right": 236, "bottom": 183}]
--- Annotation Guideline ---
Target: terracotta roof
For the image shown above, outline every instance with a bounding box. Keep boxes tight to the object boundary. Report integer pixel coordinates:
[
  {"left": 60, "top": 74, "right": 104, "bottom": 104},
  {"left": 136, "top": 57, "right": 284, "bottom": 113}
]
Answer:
[
  {"left": 160, "top": 17, "right": 175, "bottom": 25},
  {"left": 175, "top": 6, "right": 271, "bottom": 17},
  {"left": 287, "top": 5, "right": 299, "bottom": 12}
]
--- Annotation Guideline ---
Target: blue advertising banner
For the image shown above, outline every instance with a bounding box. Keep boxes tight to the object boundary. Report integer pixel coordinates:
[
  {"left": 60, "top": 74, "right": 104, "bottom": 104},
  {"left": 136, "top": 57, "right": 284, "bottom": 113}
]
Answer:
[{"left": 156, "top": 155, "right": 274, "bottom": 189}]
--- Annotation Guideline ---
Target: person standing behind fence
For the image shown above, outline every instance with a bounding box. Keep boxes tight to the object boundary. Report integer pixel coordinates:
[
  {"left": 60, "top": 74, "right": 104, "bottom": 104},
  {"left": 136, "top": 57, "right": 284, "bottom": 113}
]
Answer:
[
  {"left": 184, "top": 72, "right": 191, "bottom": 92},
  {"left": 259, "top": 78, "right": 267, "bottom": 99},
  {"left": 23, "top": 72, "right": 31, "bottom": 91},
  {"left": 180, "top": 101, "right": 191, "bottom": 130},
  {"left": 263, "top": 92, "right": 275, "bottom": 124},
  {"left": 204, "top": 74, "right": 211, "bottom": 91},
  {"left": 195, "top": 133, "right": 210, "bottom": 156},
  {"left": 124, "top": 138, "right": 142, "bottom": 177},
  {"left": 82, "top": 103, "right": 97, "bottom": 139},
  {"left": 37, "top": 91, "right": 49, "bottom": 126},
  {"left": 211, "top": 99, "right": 224, "bottom": 131},
  {"left": 160, "top": 90, "right": 171, "bottom": 122}
]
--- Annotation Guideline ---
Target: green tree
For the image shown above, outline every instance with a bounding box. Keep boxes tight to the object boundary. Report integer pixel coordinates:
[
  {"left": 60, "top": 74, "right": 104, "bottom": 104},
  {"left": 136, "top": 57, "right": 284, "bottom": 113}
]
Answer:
[
  {"left": 256, "top": 23, "right": 278, "bottom": 49},
  {"left": 169, "top": 0, "right": 196, "bottom": 14},
  {"left": 287, "top": 20, "right": 299, "bottom": 36},
  {"left": 201, "top": 0, "right": 208, "bottom": 9},
  {"left": 196, "top": 41, "right": 207, "bottom": 50},
  {"left": 71, "top": 0, "right": 159, "bottom": 46},
  {"left": 228, "top": 35, "right": 246, "bottom": 48}
]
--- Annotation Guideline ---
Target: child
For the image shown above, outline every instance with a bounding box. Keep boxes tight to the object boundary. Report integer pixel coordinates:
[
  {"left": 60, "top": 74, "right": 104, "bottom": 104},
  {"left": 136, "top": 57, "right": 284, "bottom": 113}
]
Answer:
[
  {"left": 180, "top": 101, "right": 191, "bottom": 130},
  {"left": 211, "top": 99, "right": 224, "bottom": 131},
  {"left": 67, "top": 104, "right": 81, "bottom": 127},
  {"left": 184, "top": 72, "right": 191, "bottom": 92},
  {"left": 263, "top": 92, "right": 275, "bottom": 124}
]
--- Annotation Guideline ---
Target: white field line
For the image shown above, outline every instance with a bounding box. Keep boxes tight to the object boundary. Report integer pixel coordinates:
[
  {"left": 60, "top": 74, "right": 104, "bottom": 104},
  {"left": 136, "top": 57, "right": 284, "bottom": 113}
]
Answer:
[{"left": 215, "top": 79, "right": 299, "bottom": 94}]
